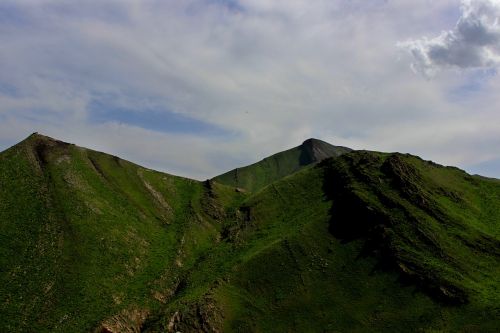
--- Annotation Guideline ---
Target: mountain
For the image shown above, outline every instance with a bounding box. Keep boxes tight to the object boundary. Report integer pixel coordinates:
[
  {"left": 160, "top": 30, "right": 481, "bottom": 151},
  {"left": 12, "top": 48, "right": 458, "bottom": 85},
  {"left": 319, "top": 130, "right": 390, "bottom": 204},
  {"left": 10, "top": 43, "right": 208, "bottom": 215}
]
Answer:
[
  {"left": 0, "top": 133, "right": 499, "bottom": 332},
  {"left": 212, "top": 138, "right": 351, "bottom": 192}
]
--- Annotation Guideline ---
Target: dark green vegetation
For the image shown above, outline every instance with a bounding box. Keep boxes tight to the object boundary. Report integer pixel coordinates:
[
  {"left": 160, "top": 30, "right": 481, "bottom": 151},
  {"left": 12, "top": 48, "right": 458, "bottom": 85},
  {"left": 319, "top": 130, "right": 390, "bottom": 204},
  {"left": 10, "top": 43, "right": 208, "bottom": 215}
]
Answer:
[
  {"left": 213, "top": 138, "right": 351, "bottom": 192},
  {"left": 0, "top": 133, "right": 499, "bottom": 332}
]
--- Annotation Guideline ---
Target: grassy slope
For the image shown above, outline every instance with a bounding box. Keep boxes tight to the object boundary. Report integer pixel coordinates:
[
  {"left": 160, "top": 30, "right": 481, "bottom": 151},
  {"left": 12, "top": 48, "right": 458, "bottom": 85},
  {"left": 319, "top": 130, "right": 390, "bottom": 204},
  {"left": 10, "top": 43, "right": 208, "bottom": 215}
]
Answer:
[
  {"left": 321, "top": 152, "right": 500, "bottom": 306},
  {"left": 146, "top": 152, "right": 500, "bottom": 332},
  {"left": 1, "top": 135, "right": 499, "bottom": 332},
  {"left": 0, "top": 134, "right": 221, "bottom": 332},
  {"left": 212, "top": 138, "right": 350, "bottom": 192}
]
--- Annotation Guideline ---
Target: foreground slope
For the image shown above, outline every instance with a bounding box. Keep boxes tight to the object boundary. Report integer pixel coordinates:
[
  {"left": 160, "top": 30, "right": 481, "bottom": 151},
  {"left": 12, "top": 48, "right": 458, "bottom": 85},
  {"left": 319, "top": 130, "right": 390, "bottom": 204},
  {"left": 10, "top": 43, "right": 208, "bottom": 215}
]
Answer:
[
  {"left": 0, "top": 133, "right": 224, "bottom": 332},
  {"left": 213, "top": 138, "right": 351, "bottom": 192},
  {"left": 1, "top": 134, "right": 499, "bottom": 332}
]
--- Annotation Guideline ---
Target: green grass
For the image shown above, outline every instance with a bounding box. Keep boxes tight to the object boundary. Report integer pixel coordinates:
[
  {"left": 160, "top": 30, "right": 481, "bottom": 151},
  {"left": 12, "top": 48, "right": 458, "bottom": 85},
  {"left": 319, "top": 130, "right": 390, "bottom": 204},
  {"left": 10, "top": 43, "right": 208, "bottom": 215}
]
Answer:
[
  {"left": 0, "top": 134, "right": 208, "bottom": 332},
  {"left": 213, "top": 138, "right": 350, "bottom": 192},
  {"left": 1, "top": 134, "right": 499, "bottom": 332}
]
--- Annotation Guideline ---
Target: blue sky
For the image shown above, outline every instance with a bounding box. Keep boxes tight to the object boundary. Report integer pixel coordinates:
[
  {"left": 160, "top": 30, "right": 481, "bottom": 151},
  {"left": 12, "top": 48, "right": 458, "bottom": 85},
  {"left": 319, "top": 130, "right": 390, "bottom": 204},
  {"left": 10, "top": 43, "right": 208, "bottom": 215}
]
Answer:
[
  {"left": 1, "top": 0, "right": 500, "bottom": 179},
  {"left": 87, "top": 99, "right": 233, "bottom": 137}
]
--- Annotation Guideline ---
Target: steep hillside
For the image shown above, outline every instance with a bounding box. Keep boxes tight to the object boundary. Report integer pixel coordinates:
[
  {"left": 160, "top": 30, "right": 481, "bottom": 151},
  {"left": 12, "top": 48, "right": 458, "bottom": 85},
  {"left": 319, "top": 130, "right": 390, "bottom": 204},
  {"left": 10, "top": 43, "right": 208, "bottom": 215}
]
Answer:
[
  {"left": 0, "top": 133, "right": 227, "bottom": 332},
  {"left": 149, "top": 151, "right": 500, "bottom": 332},
  {"left": 212, "top": 138, "right": 351, "bottom": 192},
  {"left": 0, "top": 134, "right": 499, "bottom": 332}
]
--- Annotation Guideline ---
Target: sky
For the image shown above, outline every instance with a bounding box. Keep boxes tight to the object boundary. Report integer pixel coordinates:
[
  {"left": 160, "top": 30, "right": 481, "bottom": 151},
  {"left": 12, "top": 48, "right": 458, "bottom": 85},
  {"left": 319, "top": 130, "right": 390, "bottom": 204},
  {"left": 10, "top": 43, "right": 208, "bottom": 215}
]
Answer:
[{"left": 1, "top": 0, "right": 500, "bottom": 180}]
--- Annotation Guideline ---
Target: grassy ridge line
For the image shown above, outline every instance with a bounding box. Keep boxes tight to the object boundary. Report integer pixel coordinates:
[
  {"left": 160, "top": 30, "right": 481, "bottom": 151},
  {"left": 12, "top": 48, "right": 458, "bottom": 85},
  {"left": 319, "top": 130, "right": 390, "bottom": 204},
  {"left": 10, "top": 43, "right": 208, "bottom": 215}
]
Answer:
[{"left": 213, "top": 138, "right": 351, "bottom": 192}]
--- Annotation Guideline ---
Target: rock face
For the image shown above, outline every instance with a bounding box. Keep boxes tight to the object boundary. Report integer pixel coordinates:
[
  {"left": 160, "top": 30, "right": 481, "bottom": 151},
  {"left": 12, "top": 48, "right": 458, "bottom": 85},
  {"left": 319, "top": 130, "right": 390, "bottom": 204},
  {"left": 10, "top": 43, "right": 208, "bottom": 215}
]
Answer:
[
  {"left": 299, "top": 138, "right": 351, "bottom": 165},
  {"left": 97, "top": 308, "right": 149, "bottom": 333},
  {"left": 166, "top": 300, "right": 223, "bottom": 333}
]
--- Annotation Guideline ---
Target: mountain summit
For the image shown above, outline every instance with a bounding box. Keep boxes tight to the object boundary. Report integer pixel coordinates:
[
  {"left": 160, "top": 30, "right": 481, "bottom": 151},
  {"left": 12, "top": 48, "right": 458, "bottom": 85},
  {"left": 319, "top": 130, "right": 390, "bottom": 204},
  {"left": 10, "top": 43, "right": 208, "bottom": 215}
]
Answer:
[
  {"left": 213, "top": 138, "right": 351, "bottom": 192},
  {"left": 300, "top": 138, "right": 349, "bottom": 163},
  {"left": 0, "top": 133, "right": 499, "bottom": 332}
]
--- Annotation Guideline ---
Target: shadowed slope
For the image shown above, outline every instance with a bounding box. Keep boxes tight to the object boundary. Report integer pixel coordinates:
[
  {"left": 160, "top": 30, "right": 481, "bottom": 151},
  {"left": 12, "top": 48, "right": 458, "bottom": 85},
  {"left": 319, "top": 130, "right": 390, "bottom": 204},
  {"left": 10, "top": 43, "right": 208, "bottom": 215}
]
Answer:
[{"left": 321, "top": 152, "right": 500, "bottom": 306}]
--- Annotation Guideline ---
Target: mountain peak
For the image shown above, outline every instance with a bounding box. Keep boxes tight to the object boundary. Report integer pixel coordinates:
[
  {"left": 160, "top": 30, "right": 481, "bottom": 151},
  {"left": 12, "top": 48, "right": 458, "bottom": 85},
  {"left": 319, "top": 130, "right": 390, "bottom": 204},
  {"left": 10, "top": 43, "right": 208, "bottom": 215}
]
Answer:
[
  {"left": 299, "top": 138, "right": 351, "bottom": 165},
  {"left": 11, "top": 132, "right": 74, "bottom": 169},
  {"left": 22, "top": 132, "right": 71, "bottom": 148},
  {"left": 301, "top": 138, "right": 325, "bottom": 145},
  {"left": 27, "top": 132, "right": 58, "bottom": 142},
  {"left": 213, "top": 138, "right": 352, "bottom": 192}
]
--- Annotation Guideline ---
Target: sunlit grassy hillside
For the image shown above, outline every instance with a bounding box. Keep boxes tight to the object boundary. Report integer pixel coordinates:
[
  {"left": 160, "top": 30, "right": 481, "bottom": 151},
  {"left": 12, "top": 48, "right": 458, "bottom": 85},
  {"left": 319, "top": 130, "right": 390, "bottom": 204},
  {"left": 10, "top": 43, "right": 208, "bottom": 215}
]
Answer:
[{"left": 0, "top": 134, "right": 499, "bottom": 332}]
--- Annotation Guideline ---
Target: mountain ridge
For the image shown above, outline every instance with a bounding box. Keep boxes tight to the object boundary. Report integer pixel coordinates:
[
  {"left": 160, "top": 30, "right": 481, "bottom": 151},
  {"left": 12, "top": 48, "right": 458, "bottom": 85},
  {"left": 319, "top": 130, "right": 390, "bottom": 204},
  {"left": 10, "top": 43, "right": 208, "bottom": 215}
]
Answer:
[
  {"left": 0, "top": 133, "right": 499, "bottom": 332},
  {"left": 213, "top": 137, "right": 351, "bottom": 192}
]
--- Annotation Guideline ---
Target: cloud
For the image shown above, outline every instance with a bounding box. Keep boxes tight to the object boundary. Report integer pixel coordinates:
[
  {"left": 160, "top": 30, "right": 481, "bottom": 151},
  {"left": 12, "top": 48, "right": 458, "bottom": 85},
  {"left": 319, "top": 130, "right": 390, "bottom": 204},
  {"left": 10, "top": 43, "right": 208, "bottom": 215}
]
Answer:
[
  {"left": 400, "top": 0, "right": 500, "bottom": 77},
  {"left": 1, "top": 0, "right": 500, "bottom": 179}
]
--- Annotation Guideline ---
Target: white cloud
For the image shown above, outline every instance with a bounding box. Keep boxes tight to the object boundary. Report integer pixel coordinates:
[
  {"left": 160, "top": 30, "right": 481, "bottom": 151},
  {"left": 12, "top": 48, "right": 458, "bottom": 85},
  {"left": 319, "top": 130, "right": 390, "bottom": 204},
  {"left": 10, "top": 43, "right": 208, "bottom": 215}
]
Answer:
[{"left": 400, "top": 0, "right": 500, "bottom": 77}]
